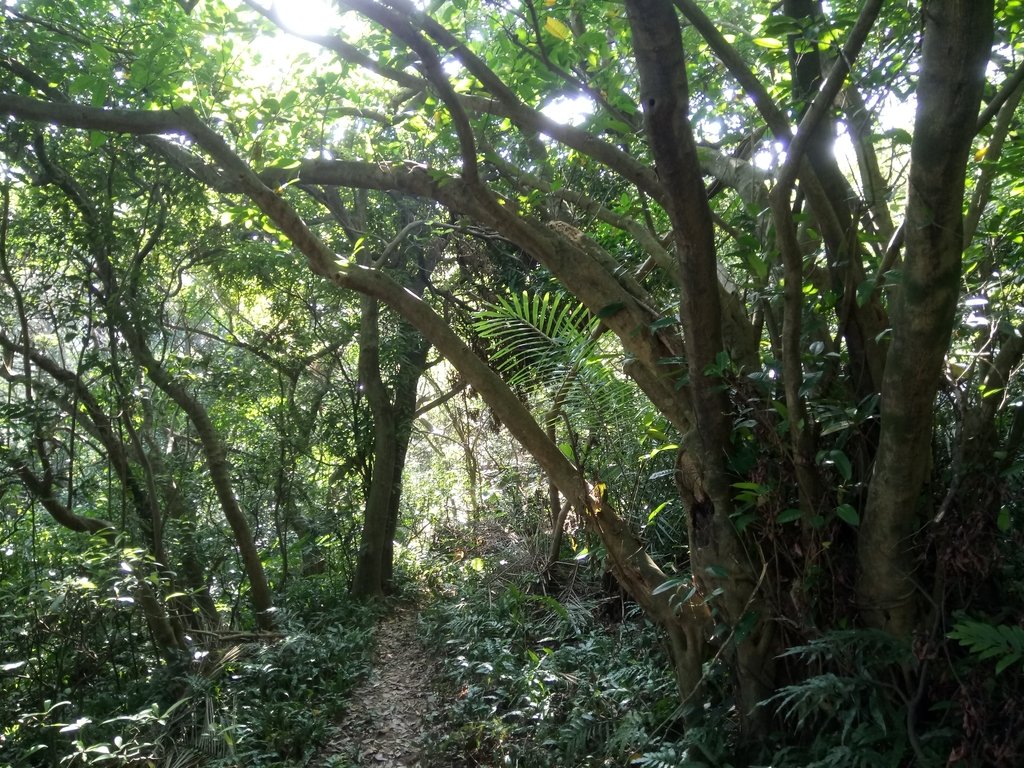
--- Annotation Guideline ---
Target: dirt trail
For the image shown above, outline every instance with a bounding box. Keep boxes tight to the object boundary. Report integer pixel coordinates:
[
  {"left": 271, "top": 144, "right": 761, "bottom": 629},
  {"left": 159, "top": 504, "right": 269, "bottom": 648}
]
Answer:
[{"left": 315, "top": 608, "right": 438, "bottom": 767}]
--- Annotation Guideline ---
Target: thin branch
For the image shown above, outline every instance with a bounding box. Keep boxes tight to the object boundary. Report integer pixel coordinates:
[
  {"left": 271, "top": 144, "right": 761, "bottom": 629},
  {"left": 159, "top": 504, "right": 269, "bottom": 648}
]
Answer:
[
  {"left": 674, "top": 0, "right": 790, "bottom": 139},
  {"left": 374, "top": 0, "right": 666, "bottom": 204},
  {"left": 414, "top": 380, "right": 468, "bottom": 418},
  {"left": 976, "top": 57, "right": 1024, "bottom": 131},
  {"left": 965, "top": 77, "right": 1024, "bottom": 246},
  {"left": 340, "top": 0, "right": 482, "bottom": 185},
  {"left": 240, "top": 0, "right": 422, "bottom": 90}
]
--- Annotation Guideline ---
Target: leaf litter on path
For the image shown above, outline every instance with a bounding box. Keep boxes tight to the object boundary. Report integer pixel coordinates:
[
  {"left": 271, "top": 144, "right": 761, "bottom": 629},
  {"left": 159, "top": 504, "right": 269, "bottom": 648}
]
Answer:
[{"left": 315, "top": 607, "right": 437, "bottom": 767}]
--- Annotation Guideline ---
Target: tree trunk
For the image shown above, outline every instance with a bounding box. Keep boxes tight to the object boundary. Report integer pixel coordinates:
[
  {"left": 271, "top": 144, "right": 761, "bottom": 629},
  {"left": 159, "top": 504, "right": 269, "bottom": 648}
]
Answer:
[
  {"left": 625, "top": 0, "right": 774, "bottom": 726},
  {"left": 123, "top": 331, "right": 277, "bottom": 630},
  {"left": 382, "top": 351, "right": 426, "bottom": 588},
  {"left": 352, "top": 407, "right": 399, "bottom": 597},
  {"left": 352, "top": 286, "right": 431, "bottom": 596},
  {"left": 858, "top": 0, "right": 993, "bottom": 637}
]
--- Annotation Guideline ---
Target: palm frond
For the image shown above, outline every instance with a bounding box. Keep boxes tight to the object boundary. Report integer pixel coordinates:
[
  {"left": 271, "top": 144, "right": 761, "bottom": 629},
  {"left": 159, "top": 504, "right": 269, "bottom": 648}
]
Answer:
[{"left": 474, "top": 290, "right": 597, "bottom": 388}]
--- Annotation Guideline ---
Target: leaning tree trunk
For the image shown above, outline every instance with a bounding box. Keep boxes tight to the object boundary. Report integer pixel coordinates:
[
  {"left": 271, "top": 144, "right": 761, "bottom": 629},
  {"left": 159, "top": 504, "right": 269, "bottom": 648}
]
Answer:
[
  {"left": 858, "top": 0, "right": 993, "bottom": 638},
  {"left": 26, "top": 136, "right": 276, "bottom": 632},
  {"left": 123, "top": 330, "right": 277, "bottom": 630}
]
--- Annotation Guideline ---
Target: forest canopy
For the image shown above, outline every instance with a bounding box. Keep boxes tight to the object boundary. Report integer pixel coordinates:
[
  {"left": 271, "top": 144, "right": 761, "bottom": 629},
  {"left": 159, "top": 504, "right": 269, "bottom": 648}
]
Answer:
[{"left": 1, "top": 0, "right": 1023, "bottom": 765}]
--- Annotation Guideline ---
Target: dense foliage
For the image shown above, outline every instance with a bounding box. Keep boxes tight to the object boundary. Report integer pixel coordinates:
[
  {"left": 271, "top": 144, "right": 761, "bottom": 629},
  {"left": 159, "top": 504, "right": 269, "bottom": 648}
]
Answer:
[
  {"left": 1, "top": 560, "right": 375, "bottom": 766},
  {"left": 1, "top": 0, "right": 1023, "bottom": 765}
]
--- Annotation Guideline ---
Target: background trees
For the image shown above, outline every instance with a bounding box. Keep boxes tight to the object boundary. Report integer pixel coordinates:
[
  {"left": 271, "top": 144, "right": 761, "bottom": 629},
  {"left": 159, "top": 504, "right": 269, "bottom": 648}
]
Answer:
[{"left": 1, "top": 0, "right": 1023, "bottom": 764}]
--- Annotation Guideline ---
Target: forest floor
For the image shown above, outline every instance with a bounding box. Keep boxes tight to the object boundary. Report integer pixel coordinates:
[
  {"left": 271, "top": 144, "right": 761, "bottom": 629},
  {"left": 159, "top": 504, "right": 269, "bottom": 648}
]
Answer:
[{"left": 314, "top": 606, "right": 439, "bottom": 767}]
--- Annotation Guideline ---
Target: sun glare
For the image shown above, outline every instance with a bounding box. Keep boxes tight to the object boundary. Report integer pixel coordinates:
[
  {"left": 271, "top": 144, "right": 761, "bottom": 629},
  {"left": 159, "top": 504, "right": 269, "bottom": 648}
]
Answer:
[
  {"left": 272, "top": 0, "right": 340, "bottom": 37},
  {"left": 541, "top": 94, "right": 595, "bottom": 127},
  {"left": 231, "top": 0, "right": 345, "bottom": 89}
]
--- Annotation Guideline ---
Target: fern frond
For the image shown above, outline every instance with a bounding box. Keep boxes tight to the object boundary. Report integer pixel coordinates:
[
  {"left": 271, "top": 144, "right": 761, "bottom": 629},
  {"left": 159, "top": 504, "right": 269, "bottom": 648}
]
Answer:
[
  {"left": 776, "top": 628, "right": 909, "bottom": 669},
  {"left": 949, "top": 618, "right": 1024, "bottom": 673}
]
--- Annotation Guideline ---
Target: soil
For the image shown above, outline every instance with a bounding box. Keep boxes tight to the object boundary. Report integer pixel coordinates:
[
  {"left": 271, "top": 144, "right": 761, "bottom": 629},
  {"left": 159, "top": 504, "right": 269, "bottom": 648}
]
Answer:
[{"left": 314, "top": 607, "right": 439, "bottom": 767}]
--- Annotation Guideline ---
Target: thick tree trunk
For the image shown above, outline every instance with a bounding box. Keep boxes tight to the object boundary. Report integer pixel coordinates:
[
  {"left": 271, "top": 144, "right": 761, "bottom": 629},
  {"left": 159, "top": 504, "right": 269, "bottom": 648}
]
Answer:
[
  {"left": 382, "top": 366, "right": 424, "bottom": 588},
  {"left": 176, "top": 520, "right": 222, "bottom": 628},
  {"left": 277, "top": 374, "right": 334, "bottom": 578},
  {"left": 782, "top": 0, "right": 888, "bottom": 400},
  {"left": 352, "top": 294, "right": 396, "bottom": 597},
  {"left": 352, "top": 408, "right": 399, "bottom": 597},
  {"left": 859, "top": 0, "right": 993, "bottom": 637}
]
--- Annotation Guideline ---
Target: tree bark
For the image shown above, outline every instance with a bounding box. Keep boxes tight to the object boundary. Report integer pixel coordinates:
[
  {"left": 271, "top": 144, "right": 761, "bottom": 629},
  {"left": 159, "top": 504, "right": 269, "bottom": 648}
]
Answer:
[
  {"left": 859, "top": 0, "right": 993, "bottom": 637},
  {"left": 351, "top": 289, "right": 431, "bottom": 596},
  {"left": 381, "top": 333, "right": 429, "bottom": 588},
  {"left": 625, "top": 0, "right": 773, "bottom": 725}
]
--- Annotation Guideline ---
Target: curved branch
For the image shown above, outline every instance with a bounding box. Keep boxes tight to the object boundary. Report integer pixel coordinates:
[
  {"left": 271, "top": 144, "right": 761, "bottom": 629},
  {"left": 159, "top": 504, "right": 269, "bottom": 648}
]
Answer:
[
  {"left": 340, "top": 0, "right": 481, "bottom": 184},
  {"left": 976, "top": 57, "right": 1024, "bottom": 131}
]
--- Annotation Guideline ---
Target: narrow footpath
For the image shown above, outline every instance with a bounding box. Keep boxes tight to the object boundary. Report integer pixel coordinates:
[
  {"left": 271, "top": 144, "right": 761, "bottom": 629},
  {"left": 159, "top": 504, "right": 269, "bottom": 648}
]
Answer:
[{"left": 315, "top": 608, "right": 437, "bottom": 767}]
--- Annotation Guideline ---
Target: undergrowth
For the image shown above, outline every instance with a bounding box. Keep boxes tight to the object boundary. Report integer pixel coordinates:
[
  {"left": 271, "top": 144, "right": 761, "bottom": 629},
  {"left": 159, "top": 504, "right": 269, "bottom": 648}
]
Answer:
[
  {"left": 0, "top": 568, "right": 375, "bottom": 767},
  {"left": 417, "top": 555, "right": 979, "bottom": 768},
  {"left": 419, "top": 558, "right": 690, "bottom": 767}
]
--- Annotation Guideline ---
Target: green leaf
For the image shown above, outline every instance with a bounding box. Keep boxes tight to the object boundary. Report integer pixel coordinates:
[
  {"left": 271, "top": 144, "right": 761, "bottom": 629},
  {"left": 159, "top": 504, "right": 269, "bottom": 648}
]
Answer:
[
  {"left": 745, "top": 251, "right": 769, "bottom": 280},
  {"left": 856, "top": 279, "right": 876, "bottom": 307},
  {"left": 997, "top": 507, "right": 1011, "bottom": 532},
  {"left": 649, "top": 315, "right": 679, "bottom": 331},
  {"left": 544, "top": 17, "right": 572, "bottom": 41},
  {"left": 818, "top": 449, "right": 852, "bottom": 482},
  {"left": 647, "top": 501, "right": 670, "bottom": 523},
  {"left": 777, "top": 508, "right": 803, "bottom": 524},
  {"left": 652, "top": 576, "right": 689, "bottom": 596},
  {"left": 996, "top": 654, "right": 1018, "bottom": 674},
  {"left": 734, "top": 512, "right": 756, "bottom": 533},
  {"left": 732, "top": 481, "right": 767, "bottom": 492},
  {"left": 950, "top": 619, "right": 1024, "bottom": 673},
  {"left": 835, "top": 504, "right": 860, "bottom": 527},
  {"left": 59, "top": 716, "right": 92, "bottom": 733},
  {"left": 753, "top": 37, "right": 785, "bottom": 49},
  {"left": 820, "top": 418, "right": 853, "bottom": 436},
  {"left": 734, "top": 610, "right": 760, "bottom": 643}
]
